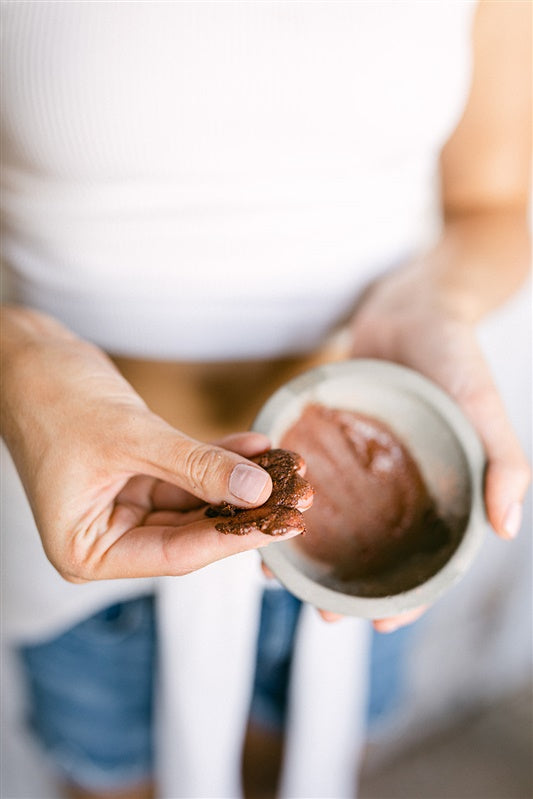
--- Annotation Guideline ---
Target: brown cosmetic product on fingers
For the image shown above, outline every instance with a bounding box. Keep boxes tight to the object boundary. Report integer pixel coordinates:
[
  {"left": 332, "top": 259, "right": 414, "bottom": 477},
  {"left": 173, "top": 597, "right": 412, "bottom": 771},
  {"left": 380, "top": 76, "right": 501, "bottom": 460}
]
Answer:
[{"left": 205, "top": 449, "right": 314, "bottom": 536}]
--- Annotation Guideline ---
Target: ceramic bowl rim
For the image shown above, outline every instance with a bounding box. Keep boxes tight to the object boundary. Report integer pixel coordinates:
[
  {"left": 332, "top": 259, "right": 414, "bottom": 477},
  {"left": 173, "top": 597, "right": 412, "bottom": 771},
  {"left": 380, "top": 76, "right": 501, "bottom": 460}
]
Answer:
[{"left": 254, "top": 359, "right": 487, "bottom": 619}]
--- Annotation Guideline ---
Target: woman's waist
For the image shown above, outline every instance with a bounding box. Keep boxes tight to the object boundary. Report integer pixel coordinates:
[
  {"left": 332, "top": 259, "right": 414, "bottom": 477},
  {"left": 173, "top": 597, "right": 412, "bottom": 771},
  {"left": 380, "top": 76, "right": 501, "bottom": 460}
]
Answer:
[{"left": 111, "top": 346, "right": 345, "bottom": 441}]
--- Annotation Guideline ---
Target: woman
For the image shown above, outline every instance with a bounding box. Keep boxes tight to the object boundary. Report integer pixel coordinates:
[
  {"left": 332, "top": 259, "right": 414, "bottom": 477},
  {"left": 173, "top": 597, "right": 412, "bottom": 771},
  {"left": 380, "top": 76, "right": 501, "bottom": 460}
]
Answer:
[{"left": 1, "top": 2, "right": 530, "bottom": 798}]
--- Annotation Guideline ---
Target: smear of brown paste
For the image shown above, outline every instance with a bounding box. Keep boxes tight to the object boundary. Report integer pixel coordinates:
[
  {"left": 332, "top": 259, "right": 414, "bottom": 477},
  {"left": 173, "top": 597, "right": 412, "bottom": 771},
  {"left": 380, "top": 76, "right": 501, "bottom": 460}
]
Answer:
[
  {"left": 205, "top": 449, "right": 314, "bottom": 536},
  {"left": 281, "top": 404, "right": 459, "bottom": 593}
]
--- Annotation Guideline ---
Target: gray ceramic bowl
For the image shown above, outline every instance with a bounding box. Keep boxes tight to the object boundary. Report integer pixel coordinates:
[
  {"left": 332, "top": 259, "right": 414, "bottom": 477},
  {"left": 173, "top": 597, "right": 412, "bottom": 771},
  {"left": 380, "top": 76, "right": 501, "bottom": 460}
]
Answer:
[{"left": 253, "top": 359, "right": 487, "bottom": 619}]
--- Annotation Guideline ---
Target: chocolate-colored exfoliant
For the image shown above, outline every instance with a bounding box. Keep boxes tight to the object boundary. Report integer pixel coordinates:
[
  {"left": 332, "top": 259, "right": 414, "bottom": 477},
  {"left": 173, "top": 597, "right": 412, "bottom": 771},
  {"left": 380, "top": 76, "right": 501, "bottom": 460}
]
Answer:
[
  {"left": 281, "top": 404, "right": 455, "bottom": 591},
  {"left": 205, "top": 449, "right": 314, "bottom": 536}
]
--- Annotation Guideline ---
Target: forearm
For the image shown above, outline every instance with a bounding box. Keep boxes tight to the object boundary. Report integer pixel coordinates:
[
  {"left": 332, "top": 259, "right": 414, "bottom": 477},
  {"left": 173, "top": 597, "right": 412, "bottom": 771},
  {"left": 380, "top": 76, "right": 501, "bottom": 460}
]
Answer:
[{"left": 427, "top": 0, "right": 531, "bottom": 324}]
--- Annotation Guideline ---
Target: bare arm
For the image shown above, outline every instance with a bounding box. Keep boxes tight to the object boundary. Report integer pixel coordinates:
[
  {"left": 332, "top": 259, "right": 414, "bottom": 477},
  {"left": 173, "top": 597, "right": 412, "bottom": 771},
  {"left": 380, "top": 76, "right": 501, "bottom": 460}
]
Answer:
[
  {"left": 348, "top": 2, "right": 531, "bottom": 634},
  {"left": 432, "top": 0, "right": 531, "bottom": 320},
  {"left": 0, "top": 305, "right": 307, "bottom": 582}
]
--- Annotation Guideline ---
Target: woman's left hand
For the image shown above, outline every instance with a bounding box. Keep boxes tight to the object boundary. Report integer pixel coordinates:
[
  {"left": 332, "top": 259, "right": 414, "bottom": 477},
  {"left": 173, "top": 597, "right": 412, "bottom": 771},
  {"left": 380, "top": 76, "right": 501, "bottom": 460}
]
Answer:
[
  {"left": 323, "top": 0, "right": 532, "bottom": 631},
  {"left": 340, "top": 258, "right": 531, "bottom": 632}
]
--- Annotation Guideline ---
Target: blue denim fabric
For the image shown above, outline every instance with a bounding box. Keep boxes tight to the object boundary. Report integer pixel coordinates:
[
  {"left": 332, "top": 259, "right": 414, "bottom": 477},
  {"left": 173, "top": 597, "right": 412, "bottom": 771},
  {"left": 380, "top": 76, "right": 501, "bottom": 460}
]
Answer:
[
  {"left": 18, "top": 589, "right": 303, "bottom": 791},
  {"left": 19, "top": 596, "right": 156, "bottom": 792},
  {"left": 366, "top": 622, "right": 419, "bottom": 727},
  {"left": 248, "top": 587, "right": 303, "bottom": 731},
  {"left": 19, "top": 588, "right": 421, "bottom": 791}
]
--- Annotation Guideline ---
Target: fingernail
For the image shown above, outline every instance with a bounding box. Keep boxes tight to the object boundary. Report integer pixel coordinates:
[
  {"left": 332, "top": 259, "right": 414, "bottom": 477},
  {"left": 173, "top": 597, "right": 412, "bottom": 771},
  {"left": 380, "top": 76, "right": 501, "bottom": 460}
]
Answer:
[
  {"left": 280, "top": 528, "right": 303, "bottom": 539},
  {"left": 229, "top": 464, "right": 270, "bottom": 504},
  {"left": 502, "top": 502, "right": 522, "bottom": 539},
  {"left": 258, "top": 528, "right": 302, "bottom": 547}
]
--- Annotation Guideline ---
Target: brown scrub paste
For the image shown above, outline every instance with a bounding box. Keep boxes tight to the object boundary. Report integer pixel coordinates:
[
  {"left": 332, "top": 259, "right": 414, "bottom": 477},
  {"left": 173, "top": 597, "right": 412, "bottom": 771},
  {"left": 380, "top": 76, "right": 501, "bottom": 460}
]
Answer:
[
  {"left": 281, "top": 404, "right": 462, "bottom": 597},
  {"left": 206, "top": 449, "right": 314, "bottom": 536}
]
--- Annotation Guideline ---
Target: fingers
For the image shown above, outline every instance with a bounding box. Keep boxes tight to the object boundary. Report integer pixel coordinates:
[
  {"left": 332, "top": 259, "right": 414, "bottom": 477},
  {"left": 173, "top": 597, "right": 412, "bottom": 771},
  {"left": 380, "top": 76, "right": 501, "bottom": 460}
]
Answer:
[
  {"left": 477, "top": 392, "right": 530, "bottom": 538},
  {"left": 318, "top": 607, "right": 426, "bottom": 626},
  {"left": 457, "top": 373, "right": 531, "bottom": 539},
  {"left": 319, "top": 609, "right": 344, "bottom": 623},
  {"left": 150, "top": 432, "right": 272, "bottom": 511},
  {"left": 133, "top": 422, "right": 273, "bottom": 508},
  {"left": 213, "top": 431, "right": 271, "bottom": 458},
  {"left": 296, "top": 493, "right": 314, "bottom": 511},
  {"left": 485, "top": 458, "right": 530, "bottom": 539},
  {"left": 255, "top": 591, "right": 425, "bottom": 628},
  {"left": 75, "top": 517, "right": 303, "bottom": 580},
  {"left": 257, "top": 571, "right": 425, "bottom": 628},
  {"left": 372, "top": 605, "right": 428, "bottom": 633},
  {"left": 261, "top": 561, "right": 275, "bottom": 579},
  {"left": 150, "top": 481, "right": 205, "bottom": 512}
]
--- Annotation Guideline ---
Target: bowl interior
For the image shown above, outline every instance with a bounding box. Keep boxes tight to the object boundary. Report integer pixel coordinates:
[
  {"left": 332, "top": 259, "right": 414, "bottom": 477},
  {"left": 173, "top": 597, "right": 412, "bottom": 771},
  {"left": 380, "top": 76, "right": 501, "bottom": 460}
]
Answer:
[{"left": 254, "top": 361, "right": 484, "bottom": 617}]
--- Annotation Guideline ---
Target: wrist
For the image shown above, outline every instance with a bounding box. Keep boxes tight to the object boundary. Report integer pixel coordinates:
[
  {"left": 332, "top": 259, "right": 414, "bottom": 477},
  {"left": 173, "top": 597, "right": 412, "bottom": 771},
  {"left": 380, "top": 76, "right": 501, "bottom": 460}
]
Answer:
[
  {"left": 348, "top": 254, "right": 476, "bottom": 362},
  {"left": 1, "top": 305, "right": 75, "bottom": 354},
  {"left": 369, "top": 206, "right": 531, "bottom": 329},
  {"left": 424, "top": 207, "right": 531, "bottom": 324},
  {"left": 0, "top": 307, "right": 79, "bottom": 439}
]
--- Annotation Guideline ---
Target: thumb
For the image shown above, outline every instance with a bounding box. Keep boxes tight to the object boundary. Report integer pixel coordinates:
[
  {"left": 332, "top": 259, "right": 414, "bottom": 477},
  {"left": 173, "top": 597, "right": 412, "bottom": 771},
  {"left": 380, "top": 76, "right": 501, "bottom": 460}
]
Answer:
[
  {"left": 458, "top": 377, "right": 530, "bottom": 540},
  {"left": 484, "top": 448, "right": 530, "bottom": 540},
  {"left": 132, "top": 418, "right": 273, "bottom": 507}
]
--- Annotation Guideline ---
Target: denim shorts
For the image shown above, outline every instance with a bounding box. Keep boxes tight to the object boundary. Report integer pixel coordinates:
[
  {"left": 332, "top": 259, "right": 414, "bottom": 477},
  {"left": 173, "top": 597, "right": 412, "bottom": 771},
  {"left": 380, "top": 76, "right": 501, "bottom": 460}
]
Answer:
[{"left": 18, "top": 589, "right": 302, "bottom": 793}]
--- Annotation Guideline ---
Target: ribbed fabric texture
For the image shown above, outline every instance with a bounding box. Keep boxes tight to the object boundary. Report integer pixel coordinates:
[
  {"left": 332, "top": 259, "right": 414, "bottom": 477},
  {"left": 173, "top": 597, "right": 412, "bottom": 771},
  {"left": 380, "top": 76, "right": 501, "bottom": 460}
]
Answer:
[{"left": 1, "top": 1, "right": 476, "bottom": 359}]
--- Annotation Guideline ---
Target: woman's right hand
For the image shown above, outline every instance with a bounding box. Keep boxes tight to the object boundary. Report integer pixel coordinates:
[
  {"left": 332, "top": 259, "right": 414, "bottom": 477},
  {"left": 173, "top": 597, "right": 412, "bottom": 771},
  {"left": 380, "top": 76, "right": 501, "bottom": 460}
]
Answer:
[{"left": 1, "top": 307, "right": 304, "bottom": 582}]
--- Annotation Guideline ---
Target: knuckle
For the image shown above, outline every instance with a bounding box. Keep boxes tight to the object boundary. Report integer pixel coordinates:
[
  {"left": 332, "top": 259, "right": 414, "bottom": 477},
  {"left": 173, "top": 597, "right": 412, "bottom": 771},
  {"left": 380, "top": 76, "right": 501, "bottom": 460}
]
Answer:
[
  {"left": 64, "top": 557, "right": 96, "bottom": 583},
  {"left": 46, "top": 550, "right": 89, "bottom": 583},
  {"left": 58, "top": 537, "right": 100, "bottom": 583},
  {"left": 459, "top": 379, "right": 495, "bottom": 412},
  {"left": 181, "top": 444, "right": 225, "bottom": 494},
  {"left": 160, "top": 530, "right": 189, "bottom": 577},
  {"left": 58, "top": 569, "right": 88, "bottom": 585},
  {"left": 491, "top": 452, "right": 532, "bottom": 491}
]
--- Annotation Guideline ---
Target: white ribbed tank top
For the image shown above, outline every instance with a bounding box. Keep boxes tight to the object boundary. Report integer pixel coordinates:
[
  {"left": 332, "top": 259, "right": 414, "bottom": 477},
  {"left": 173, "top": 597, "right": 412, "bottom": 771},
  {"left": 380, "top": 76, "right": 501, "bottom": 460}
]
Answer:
[{"left": 1, "top": 1, "right": 476, "bottom": 360}]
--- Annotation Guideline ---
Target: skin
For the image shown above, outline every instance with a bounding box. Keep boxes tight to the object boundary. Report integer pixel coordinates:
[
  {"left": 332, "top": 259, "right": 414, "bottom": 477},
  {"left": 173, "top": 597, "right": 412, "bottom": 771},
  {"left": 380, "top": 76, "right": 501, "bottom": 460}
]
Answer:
[
  {"left": 0, "top": 3, "right": 530, "bottom": 798},
  {"left": 64, "top": 783, "right": 154, "bottom": 799},
  {"left": 322, "top": 0, "right": 532, "bottom": 632},
  {"left": 0, "top": 311, "right": 312, "bottom": 583}
]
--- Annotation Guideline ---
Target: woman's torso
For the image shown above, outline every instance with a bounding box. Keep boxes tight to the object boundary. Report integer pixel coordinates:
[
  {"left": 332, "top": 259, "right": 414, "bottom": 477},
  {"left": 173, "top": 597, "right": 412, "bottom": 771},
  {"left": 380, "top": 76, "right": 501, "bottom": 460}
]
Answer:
[{"left": 1, "top": 1, "right": 476, "bottom": 427}]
